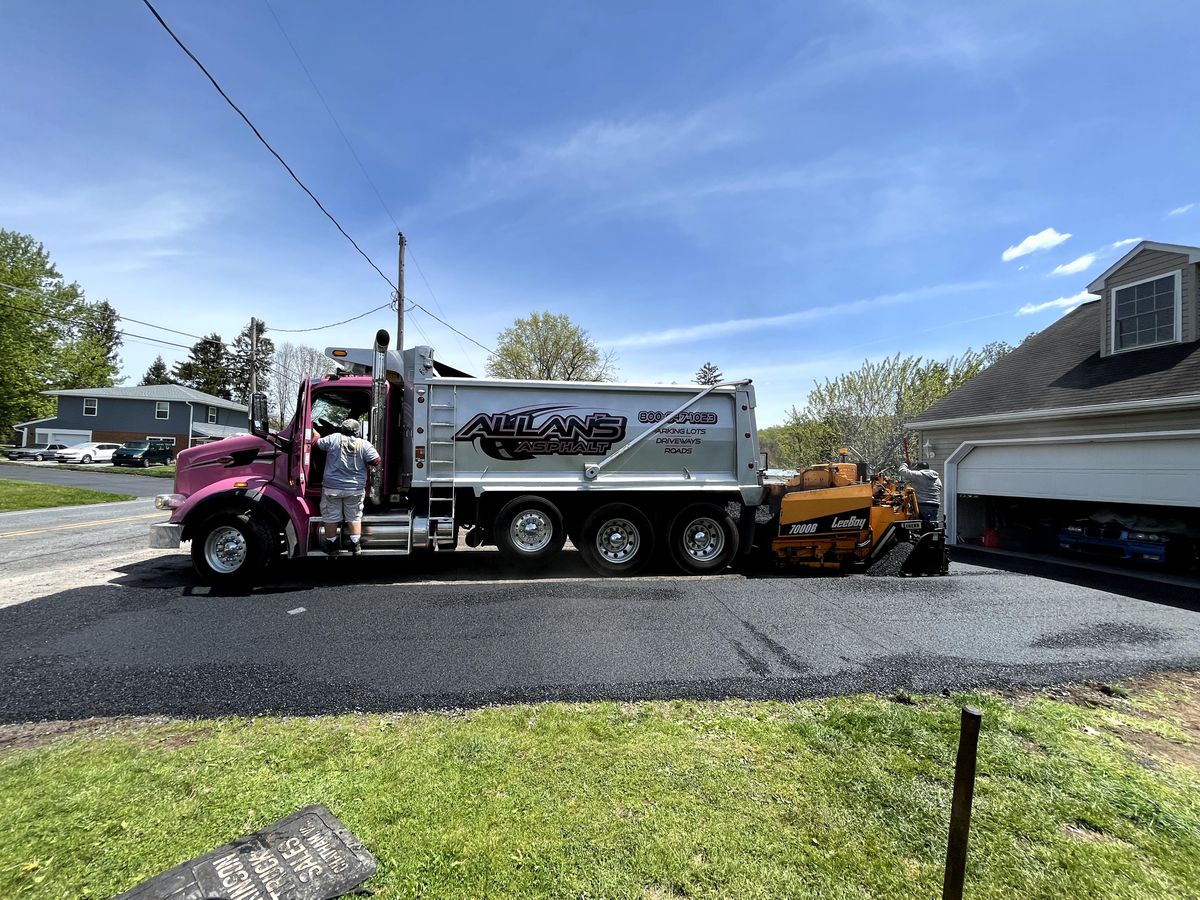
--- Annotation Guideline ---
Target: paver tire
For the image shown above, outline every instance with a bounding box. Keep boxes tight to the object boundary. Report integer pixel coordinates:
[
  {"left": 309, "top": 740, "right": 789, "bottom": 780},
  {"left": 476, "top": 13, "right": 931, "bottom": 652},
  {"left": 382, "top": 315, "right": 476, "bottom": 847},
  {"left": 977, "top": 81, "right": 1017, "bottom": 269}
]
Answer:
[
  {"left": 668, "top": 503, "right": 740, "bottom": 575},
  {"left": 494, "top": 495, "right": 566, "bottom": 567},
  {"left": 579, "top": 503, "right": 654, "bottom": 577},
  {"left": 191, "top": 511, "right": 274, "bottom": 586}
]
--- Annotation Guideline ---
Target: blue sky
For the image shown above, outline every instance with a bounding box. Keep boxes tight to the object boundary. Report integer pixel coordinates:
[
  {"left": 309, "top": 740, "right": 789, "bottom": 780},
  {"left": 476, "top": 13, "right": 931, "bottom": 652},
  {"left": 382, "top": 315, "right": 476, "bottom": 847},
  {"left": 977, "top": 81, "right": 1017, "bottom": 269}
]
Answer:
[{"left": 3, "top": 1, "right": 1199, "bottom": 425}]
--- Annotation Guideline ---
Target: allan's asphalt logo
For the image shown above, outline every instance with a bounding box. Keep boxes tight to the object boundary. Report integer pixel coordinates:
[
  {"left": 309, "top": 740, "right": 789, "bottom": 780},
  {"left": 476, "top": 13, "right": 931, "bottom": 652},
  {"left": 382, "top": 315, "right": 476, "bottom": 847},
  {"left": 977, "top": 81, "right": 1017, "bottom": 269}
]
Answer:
[{"left": 454, "top": 405, "right": 627, "bottom": 461}]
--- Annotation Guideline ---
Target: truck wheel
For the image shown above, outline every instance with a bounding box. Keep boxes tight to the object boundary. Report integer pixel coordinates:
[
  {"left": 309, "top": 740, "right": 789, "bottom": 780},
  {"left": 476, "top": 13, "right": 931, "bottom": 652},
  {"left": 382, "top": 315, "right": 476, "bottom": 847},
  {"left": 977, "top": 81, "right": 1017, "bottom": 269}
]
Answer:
[
  {"left": 191, "top": 511, "right": 274, "bottom": 586},
  {"left": 494, "top": 495, "right": 566, "bottom": 566},
  {"left": 580, "top": 503, "right": 654, "bottom": 576},
  {"left": 668, "top": 503, "right": 740, "bottom": 575}
]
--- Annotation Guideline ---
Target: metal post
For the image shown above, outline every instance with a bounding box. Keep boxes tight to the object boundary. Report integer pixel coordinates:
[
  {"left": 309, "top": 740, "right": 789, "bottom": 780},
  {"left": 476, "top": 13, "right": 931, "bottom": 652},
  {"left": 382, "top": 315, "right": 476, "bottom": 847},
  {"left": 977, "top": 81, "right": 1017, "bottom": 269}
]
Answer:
[
  {"left": 249, "top": 316, "right": 258, "bottom": 398},
  {"left": 943, "top": 705, "right": 982, "bottom": 900},
  {"left": 396, "top": 232, "right": 406, "bottom": 352}
]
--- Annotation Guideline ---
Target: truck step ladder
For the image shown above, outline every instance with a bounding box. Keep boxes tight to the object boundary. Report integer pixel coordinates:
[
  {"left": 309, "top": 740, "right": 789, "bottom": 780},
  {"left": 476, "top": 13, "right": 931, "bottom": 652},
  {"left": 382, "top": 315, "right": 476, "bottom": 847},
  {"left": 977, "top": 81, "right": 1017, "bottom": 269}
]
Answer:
[
  {"left": 426, "top": 384, "right": 457, "bottom": 536},
  {"left": 308, "top": 511, "right": 413, "bottom": 555}
]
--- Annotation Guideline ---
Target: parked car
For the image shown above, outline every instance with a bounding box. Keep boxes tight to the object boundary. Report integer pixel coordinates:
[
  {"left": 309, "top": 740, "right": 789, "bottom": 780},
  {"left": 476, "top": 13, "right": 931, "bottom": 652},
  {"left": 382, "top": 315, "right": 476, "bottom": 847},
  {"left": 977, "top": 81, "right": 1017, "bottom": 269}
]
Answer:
[
  {"left": 55, "top": 442, "right": 122, "bottom": 464},
  {"left": 112, "top": 440, "right": 174, "bottom": 467},
  {"left": 1058, "top": 515, "right": 1191, "bottom": 568},
  {"left": 6, "top": 443, "right": 67, "bottom": 461}
]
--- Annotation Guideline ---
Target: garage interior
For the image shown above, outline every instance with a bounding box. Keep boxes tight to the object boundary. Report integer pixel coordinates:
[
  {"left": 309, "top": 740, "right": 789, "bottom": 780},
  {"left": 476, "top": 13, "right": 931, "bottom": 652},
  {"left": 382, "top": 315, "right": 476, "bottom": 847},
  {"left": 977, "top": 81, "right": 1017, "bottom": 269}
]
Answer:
[{"left": 947, "top": 433, "right": 1200, "bottom": 575}]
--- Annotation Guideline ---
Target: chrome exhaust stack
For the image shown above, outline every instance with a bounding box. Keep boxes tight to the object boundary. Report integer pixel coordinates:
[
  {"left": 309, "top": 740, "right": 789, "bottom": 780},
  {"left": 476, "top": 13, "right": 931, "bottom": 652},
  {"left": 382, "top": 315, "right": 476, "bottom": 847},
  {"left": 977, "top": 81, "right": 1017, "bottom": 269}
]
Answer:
[{"left": 368, "top": 329, "right": 389, "bottom": 506}]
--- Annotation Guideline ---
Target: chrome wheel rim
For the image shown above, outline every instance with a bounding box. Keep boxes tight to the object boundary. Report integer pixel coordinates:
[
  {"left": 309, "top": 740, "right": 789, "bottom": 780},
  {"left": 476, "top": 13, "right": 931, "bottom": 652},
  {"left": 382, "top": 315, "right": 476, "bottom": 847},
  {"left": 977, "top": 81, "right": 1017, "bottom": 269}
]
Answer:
[
  {"left": 682, "top": 516, "right": 724, "bottom": 562},
  {"left": 204, "top": 525, "right": 247, "bottom": 574},
  {"left": 595, "top": 517, "right": 640, "bottom": 564},
  {"left": 510, "top": 510, "right": 553, "bottom": 553}
]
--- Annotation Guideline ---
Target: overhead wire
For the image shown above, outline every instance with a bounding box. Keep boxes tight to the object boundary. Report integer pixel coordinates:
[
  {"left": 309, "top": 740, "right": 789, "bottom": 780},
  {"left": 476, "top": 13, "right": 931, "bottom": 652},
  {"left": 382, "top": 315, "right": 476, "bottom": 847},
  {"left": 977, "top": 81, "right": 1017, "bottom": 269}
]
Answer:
[
  {"left": 141, "top": 0, "right": 398, "bottom": 294},
  {"left": 259, "top": 0, "right": 485, "bottom": 363}
]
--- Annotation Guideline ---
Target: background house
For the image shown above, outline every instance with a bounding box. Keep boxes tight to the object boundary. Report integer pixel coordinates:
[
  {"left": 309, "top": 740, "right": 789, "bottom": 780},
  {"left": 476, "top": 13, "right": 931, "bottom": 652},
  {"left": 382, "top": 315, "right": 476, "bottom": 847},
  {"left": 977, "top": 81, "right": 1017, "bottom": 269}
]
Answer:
[
  {"left": 910, "top": 240, "right": 1200, "bottom": 548},
  {"left": 15, "top": 385, "right": 248, "bottom": 450}
]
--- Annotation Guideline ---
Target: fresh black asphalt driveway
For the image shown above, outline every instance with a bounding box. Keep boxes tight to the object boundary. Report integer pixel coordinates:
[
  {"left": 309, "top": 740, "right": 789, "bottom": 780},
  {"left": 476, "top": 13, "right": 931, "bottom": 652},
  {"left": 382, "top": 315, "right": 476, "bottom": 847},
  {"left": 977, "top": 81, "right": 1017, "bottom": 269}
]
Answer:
[{"left": 2, "top": 549, "right": 1198, "bottom": 723}]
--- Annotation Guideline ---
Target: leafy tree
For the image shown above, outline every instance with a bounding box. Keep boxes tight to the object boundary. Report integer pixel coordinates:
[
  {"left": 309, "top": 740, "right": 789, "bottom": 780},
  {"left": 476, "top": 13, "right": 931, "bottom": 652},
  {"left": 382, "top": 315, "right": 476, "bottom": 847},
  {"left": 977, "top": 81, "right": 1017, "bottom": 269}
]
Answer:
[
  {"left": 778, "top": 346, "right": 1014, "bottom": 473},
  {"left": 694, "top": 362, "right": 723, "bottom": 386},
  {"left": 0, "top": 229, "right": 122, "bottom": 432},
  {"left": 173, "top": 333, "right": 232, "bottom": 399},
  {"left": 140, "top": 355, "right": 174, "bottom": 385},
  {"left": 487, "top": 311, "right": 617, "bottom": 381},
  {"left": 228, "top": 319, "right": 275, "bottom": 404}
]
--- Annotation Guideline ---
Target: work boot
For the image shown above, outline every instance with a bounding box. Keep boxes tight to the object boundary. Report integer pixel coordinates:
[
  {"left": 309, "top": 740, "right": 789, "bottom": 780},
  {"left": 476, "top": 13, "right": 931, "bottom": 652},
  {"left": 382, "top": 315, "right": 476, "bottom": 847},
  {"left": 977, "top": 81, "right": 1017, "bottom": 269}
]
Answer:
[
  {"left": 324, "top": 538, "right": 339, "bottom": 556},
  {"left": 350, "top": 540, "right": 363, "bottom": 556}
]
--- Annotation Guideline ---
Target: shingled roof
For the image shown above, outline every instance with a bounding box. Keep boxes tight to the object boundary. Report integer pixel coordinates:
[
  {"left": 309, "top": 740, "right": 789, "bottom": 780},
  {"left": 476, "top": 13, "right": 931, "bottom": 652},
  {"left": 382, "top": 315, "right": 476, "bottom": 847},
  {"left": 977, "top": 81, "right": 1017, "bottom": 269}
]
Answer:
[{"left": 911, "top": 299, "right": 1200, "bottom": 425}]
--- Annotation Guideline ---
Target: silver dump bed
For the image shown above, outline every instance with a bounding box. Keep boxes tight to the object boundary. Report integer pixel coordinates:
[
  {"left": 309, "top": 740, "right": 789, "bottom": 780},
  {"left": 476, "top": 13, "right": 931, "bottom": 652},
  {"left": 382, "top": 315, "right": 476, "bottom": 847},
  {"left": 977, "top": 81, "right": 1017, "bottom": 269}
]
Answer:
[{"left": 399, "top": 347, "right": 764, "bottom": 505}]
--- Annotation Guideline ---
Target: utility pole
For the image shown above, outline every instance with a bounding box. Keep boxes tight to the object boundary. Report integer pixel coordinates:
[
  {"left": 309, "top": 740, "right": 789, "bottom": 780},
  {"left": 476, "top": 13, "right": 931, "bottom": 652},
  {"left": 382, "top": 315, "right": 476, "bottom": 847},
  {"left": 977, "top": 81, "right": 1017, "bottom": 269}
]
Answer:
[
  {"left": 249, "top": 316, "right": 258, "bottom": 397},
  {"left": 396, "top": 231, "right": 406, "bottom": 352}
]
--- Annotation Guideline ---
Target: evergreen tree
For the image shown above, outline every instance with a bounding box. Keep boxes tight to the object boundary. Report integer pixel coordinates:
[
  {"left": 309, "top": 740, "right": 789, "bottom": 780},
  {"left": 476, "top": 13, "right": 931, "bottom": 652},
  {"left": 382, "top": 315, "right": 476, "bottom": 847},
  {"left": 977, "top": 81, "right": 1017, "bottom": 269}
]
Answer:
[
  {"left": 173, "top": 333, "right": 232, "bottom": 399},
  {"left": 228, "top": 319, "right": 275, "bottom": 403},
  {"left": 55, "top": 300, "right": 124, "bottom": 389},
  {"left": 140, "top": 355, "right": 173, "bottom": 385},
  {"left": 694, "top": 362, "right": 723, "bottom": 385}
]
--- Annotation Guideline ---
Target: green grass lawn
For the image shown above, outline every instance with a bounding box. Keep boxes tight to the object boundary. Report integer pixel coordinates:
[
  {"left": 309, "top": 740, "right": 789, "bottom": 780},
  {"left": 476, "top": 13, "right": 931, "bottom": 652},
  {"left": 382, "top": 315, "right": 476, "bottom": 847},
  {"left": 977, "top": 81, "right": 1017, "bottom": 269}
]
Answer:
[
  {"left": 1, "top": 678, "right": 1198, "bottom": 899},
  {"left": 0, "top": 479, "right": 134, "bottom": 512}
]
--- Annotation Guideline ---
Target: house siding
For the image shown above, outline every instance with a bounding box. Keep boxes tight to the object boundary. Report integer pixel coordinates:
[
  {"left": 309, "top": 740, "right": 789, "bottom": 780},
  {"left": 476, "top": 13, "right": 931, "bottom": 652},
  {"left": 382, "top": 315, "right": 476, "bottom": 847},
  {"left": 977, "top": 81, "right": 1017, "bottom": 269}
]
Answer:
[
  {"left": 33, "top": 395, "right": 246, "bottom": 446},
  {"left": 918, "top": 406, "right": 1200, "bottom": 474},
  {"left": 1099, "top": 250, "right": 1195, "bottom": 356}
]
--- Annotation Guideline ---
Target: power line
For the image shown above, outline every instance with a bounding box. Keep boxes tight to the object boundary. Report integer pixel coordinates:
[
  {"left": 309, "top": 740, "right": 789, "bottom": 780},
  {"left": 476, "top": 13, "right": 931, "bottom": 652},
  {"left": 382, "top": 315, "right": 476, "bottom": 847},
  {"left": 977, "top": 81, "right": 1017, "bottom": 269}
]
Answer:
[
  {"left": 141, "top": 0, "right": 398, "bottom": 293},
  {"left": 261, "top": 0, "right": 399, "bottom": 233},
  {"left": 267, "top": 300, "right": 394, "bottom": 333},
  {"left": 252, "top": 0, "right": 486, "bottom": 360},
  {"left": 0, "top": 281, "right": 229, "bottom": 348},
  {"left": 406, "top": 246, "right": 477, "bottom": 363}
]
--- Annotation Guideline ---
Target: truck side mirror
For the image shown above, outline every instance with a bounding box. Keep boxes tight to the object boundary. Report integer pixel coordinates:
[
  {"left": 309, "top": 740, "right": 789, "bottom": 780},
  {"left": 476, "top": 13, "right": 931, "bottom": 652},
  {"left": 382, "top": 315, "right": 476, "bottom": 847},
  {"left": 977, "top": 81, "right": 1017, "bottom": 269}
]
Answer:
[
  {"left": 759, "top": 451, "right": 768, "bottom": 472},
  {"left": 250, "top": 392, "right": 270, "bottom": 438}
]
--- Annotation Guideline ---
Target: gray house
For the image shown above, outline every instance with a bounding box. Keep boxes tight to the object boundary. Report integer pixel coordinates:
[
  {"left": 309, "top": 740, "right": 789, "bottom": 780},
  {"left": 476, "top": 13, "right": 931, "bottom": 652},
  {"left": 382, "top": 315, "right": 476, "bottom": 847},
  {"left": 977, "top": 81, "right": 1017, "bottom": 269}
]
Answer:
[
  {"left": 15, "top": 385, "right": 248, "bottom": 450},
  {"left": 910, "top": 240, "right": 1200, "bottom": 547}
]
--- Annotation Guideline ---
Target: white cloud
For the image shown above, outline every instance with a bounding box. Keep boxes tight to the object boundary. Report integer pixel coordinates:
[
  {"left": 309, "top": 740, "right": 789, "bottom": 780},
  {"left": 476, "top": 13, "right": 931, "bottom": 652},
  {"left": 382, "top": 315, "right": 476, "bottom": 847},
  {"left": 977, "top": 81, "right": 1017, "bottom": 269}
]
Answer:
[
  {"left": 1016, "top": 290, "right": 1098, "bottom": 316},
  {"left": 603, "top": 281, "right": 992, "bottom": 349},
  {"left": 1168, "top": 203, "right": 1195, "bottom": 216},
  {"left": 1049, "top": 253, "right": 1096, "bottom": 276},
  {"left": 1002, "top": 227, "right": 1071, "bottom": 262},
  {"left": 1111, "top": 237, "right": 1141, "bottom": 248}
]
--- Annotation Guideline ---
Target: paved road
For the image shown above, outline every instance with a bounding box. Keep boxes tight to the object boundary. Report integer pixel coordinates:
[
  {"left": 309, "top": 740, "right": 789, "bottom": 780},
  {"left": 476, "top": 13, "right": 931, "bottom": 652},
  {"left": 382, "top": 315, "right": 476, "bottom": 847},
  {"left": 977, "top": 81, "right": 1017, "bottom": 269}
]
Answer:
[
  {"left": 0, "top": 461, "right": 166, "bottom": 496},
  {"left": 0, "top": 499, "right": 167, "bottom": 578},
  {"left": 2, "top": 548, "right": 1198, "bottom": 723}
]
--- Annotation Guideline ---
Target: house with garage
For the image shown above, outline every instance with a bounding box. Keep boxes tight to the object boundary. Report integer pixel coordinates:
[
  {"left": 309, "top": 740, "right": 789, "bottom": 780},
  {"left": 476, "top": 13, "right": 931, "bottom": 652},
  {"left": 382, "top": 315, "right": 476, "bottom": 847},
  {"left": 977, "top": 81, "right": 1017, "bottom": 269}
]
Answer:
[
  {"left": 14, "top": 385, "right": 248, "bottom": 450},
  {"left": 909, "top": 240, "right": 1200, "bottom": 552}
]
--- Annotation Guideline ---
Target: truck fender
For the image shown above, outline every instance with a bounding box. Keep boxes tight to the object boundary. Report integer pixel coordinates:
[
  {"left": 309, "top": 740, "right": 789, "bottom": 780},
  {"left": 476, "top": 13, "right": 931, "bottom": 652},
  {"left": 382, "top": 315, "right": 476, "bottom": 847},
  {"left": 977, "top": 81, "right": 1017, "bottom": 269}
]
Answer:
[{"left": 174, "top": 477, "right": 313, "bottom": 556}]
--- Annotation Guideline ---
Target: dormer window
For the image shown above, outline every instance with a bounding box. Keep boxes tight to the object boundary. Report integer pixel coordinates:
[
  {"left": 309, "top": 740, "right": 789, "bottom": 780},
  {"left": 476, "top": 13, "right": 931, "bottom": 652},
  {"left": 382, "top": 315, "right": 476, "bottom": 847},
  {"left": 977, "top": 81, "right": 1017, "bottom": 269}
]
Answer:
[{"left": 1112, "top": 271, "right": 1180, "bottom": 352}]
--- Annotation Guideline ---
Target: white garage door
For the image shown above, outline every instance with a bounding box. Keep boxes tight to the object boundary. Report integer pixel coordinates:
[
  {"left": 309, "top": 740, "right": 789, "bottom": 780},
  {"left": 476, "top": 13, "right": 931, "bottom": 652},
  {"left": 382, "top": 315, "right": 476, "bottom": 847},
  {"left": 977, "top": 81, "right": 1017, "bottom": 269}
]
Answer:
[
  {"left": 952, "top": 433, "right": 1200, "bottom": 508},
  {"left": 36, "top": 428, "right": 92, "bottom": 445}
]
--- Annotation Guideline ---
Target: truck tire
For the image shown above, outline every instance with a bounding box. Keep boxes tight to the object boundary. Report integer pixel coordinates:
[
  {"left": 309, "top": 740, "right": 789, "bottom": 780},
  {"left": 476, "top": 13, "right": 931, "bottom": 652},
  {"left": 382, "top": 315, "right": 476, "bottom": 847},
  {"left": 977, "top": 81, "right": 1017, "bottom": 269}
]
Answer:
[
  {"left": 494, "top": 495, "right": 566, "bottom": 566},
  {"left": 191, "top": 511, "right": 274, "bottom": 586},
  {"left": 667, "top": 503, "right": 740, "bottom": 575},
  {"left": 579, "top": 503, "right": 654, "bottom": 576}
]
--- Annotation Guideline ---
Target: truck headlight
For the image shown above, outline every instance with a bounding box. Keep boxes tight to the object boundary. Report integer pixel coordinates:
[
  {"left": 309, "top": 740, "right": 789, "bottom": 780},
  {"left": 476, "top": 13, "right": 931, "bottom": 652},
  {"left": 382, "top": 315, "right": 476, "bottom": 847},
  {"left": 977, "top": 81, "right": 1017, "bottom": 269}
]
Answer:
[{"left": 154, "top": 493, "right": 186, "bottom": 510}]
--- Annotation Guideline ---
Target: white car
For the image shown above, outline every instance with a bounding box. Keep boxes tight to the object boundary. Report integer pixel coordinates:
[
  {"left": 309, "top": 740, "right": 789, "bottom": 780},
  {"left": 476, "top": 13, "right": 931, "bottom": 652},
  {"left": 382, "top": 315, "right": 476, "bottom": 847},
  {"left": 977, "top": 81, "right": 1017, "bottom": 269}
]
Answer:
[{"left": 55, "top": 442, "right": 123, "bottom": 464}]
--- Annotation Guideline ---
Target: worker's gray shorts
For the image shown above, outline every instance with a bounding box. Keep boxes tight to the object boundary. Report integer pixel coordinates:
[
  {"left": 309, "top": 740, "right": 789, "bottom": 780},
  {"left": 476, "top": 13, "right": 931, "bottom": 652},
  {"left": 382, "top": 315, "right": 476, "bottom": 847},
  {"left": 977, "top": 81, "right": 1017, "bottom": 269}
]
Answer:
[{"left": 321, "top": 489, "right": 365, "bottom": 523}]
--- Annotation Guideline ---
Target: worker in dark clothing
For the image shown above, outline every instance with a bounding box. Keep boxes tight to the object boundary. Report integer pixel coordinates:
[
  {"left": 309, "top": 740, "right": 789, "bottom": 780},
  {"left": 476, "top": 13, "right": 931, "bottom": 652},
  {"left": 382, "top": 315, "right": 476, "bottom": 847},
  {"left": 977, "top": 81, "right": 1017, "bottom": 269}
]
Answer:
[{"left": 899, "top": 462, "right": 942, "bottom": 527}]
